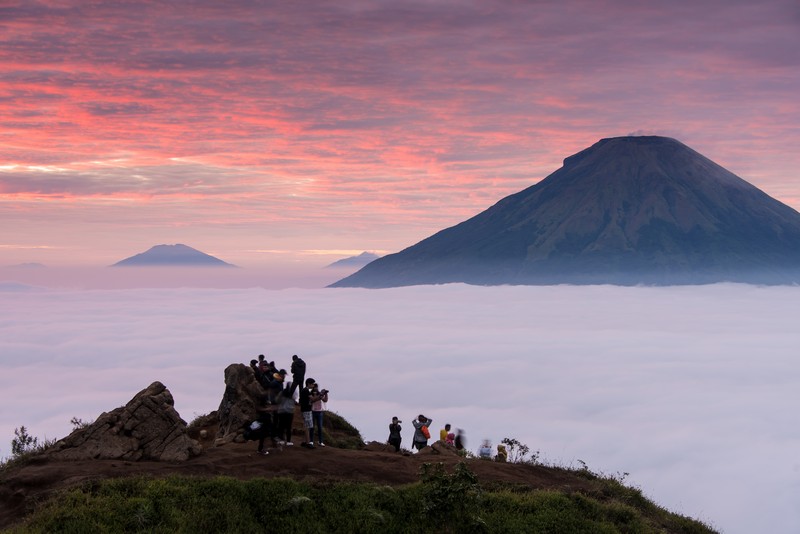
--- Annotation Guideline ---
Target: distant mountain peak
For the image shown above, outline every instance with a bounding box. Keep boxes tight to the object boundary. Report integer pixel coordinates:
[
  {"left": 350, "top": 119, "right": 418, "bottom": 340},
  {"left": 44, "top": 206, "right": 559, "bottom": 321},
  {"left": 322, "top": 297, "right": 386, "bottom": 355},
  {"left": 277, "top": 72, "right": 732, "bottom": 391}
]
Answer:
[
  {"left": 332, "top": 136, "right": 800, "bottom": 288},
  {"left": 326, "top": 252, "right": 381, "bottom": 269},
  {"left": 111, "top": 244, "right": 237, "bottom": 267}
]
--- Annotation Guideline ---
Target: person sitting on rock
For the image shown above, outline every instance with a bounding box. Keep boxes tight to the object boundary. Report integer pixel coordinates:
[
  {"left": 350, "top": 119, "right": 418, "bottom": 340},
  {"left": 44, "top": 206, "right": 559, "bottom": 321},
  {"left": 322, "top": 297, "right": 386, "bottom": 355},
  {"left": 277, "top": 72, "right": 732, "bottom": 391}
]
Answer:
[
  {"left": 446, "top": 427, "right": 455, "bottom": 447},
  {"left": 479, "top": 439, "right": 493, "bottom": 459},
  {"left": 496, "top": 443, "right": 508, "bottom": 462},
  {"left": 440, "top": 423, "right": 451, "bottom": 443}
]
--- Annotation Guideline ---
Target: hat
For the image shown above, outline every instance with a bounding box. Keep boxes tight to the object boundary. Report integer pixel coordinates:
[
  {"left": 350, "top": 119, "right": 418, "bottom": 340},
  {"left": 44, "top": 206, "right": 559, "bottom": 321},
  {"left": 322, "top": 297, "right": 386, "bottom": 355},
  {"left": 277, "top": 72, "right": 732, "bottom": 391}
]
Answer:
[{"left": 392, "top": 416, "right": 399, "bottom": 421}]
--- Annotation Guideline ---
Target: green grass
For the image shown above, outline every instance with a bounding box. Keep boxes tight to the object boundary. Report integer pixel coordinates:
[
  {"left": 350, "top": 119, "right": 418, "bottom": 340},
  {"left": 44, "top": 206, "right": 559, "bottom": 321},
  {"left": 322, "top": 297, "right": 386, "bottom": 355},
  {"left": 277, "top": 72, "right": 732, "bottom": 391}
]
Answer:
[{"left": 10, "top": 464, "right": 716, "bottom": 534}]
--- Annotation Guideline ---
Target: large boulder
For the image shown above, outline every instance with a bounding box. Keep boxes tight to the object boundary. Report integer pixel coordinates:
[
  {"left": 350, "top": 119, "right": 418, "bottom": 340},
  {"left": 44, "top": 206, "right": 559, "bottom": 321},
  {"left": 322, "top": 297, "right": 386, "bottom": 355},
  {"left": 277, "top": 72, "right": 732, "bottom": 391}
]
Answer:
[
  {"left": 215, "top": 363, "right": 267, "bottom": 444},
  {"left": 47, "top": 382, "right": 201, "bottom": 462}
]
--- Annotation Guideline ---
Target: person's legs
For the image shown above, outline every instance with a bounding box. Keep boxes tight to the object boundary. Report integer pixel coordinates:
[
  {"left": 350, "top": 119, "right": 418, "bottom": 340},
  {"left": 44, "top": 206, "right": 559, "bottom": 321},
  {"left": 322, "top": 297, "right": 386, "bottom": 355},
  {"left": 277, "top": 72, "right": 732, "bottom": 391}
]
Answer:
[
  {"left": 312, "top": 411, "right": 324, "bottom": 444},
  {"left": 285, "top": 413, "right": 294, "bottom": 443},
  {"left": 302, "top": 411, "right": 315, "bottom": 447}
]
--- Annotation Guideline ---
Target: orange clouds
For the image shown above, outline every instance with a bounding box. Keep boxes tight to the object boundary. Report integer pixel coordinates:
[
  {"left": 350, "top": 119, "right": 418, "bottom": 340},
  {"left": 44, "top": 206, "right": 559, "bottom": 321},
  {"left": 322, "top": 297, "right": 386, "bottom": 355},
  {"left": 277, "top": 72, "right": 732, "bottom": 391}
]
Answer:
[{"left": 1, "top": 0, "right": 799, "bottom": 266}]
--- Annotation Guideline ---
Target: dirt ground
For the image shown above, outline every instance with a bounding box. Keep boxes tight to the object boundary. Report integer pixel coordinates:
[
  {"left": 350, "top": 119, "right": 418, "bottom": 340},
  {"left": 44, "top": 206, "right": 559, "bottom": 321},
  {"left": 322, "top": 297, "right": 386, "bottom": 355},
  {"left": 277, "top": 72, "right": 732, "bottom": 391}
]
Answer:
[{"left": 0, "top": 434, "right": 594, "bottom": 529}]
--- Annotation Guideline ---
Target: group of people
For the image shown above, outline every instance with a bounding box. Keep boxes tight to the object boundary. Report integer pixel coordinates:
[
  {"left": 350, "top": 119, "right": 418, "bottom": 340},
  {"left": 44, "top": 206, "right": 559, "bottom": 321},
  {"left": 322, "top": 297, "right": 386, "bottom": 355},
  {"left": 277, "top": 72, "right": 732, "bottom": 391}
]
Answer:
[
  {"left": 246, "top": 354, "right": 329, "bottom": 455},
  {"left": 479, "top": 440, "right": 508, "bottom": 462},
  {"left": 387, "top": 415, "right": 465, "bottom": 453},
  {"left": 386, "top": 415, "right": 508, "bottom": 461}
]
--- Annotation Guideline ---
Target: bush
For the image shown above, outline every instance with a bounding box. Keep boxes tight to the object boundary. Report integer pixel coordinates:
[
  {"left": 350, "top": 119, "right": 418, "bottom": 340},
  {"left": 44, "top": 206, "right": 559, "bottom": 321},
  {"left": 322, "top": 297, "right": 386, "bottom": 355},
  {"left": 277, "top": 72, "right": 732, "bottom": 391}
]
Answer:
[
  {"left": 11, "top": 427, "right": 38, "bottom": 458},
  {"left": 419, "top": 462, "right": 486, "bottom": 532}
]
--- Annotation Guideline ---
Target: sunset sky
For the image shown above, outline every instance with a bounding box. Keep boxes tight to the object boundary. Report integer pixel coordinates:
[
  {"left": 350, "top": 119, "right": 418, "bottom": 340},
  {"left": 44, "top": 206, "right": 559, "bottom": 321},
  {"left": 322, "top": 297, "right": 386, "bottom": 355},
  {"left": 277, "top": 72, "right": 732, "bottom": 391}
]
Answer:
[{"left": 2, "top": 0, "right": 799, "bottom": 270}]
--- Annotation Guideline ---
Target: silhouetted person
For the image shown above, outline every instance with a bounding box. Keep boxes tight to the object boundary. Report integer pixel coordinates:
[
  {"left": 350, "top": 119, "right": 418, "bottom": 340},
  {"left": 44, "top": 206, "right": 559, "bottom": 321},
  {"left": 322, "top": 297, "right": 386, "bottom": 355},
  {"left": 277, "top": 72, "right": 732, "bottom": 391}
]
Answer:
[
  {"left": 388, "top": 416, "right": 402, "bottom": 452},
  {"left": 290, "top": 355, "right": 306, "bottom": 395},
  {"left": 455, "top": 429, "right": 466, "bottom": 452},
  {"left": 299, "top": 377, "right": 319, "bottom": 448}
]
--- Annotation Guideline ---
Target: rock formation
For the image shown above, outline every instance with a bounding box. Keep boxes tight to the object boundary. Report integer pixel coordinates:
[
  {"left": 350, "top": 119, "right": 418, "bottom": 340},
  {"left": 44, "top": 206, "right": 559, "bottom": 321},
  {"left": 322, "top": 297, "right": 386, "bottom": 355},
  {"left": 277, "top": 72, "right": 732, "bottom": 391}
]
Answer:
[
  {"left": 214, "top": 363, "right": 266, "bottom": 444},
  {"left": 47, "top": 382, "right": 201, "bottom": 462}
]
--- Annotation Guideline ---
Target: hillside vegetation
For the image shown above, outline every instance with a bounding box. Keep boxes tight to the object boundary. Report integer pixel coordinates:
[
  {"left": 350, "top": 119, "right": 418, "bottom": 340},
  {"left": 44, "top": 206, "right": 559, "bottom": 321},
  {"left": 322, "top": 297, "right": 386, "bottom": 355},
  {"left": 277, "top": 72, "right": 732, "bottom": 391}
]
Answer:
[{"left": 2, "top": 411, "right": 715, "bottom": 533}]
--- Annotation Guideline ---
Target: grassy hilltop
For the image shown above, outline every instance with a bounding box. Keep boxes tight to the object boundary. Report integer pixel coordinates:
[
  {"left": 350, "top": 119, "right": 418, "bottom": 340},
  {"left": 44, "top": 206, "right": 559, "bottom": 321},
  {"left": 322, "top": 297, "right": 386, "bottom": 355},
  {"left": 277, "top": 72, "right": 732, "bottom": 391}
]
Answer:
[{"left": 1, "top": 411, "right": 715, "bottom": 533}]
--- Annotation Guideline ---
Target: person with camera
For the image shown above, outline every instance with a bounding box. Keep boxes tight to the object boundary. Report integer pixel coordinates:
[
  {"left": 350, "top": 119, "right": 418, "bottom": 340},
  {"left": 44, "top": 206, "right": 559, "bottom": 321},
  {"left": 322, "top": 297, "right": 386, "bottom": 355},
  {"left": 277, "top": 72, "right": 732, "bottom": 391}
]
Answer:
[
  {"left": 388, "top": 416, "right": 402, "bottom": 452},
  {"left": 299, "top": 377, "right": 318, "bottom": 448},
  {"left": 311, "top": 383, "right": 329, "bottom": 447}
]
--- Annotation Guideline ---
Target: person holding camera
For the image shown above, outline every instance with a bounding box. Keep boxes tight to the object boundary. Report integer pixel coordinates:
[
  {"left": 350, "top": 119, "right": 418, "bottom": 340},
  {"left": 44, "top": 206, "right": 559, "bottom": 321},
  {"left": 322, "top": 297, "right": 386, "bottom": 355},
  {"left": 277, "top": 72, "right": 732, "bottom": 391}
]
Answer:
[
  {"left": 388, "top": 416, "right": 402, "bottom": 452},
  {"left": 311, "top": 383, "right": 329, "bottom": 447}
]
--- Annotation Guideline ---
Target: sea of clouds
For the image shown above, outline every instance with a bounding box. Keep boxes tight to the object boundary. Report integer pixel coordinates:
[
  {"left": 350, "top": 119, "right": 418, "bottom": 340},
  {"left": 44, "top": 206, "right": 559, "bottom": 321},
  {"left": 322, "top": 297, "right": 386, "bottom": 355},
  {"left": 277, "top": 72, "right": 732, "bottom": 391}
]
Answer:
[{"left": 1, "top": 283, "right": 798, "bottom": 533}]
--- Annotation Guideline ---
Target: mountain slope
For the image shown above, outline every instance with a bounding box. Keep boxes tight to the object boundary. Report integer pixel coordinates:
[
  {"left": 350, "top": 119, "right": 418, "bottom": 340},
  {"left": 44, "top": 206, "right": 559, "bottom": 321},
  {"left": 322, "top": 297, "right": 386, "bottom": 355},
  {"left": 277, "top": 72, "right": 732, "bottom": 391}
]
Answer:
[
  {"left": 332, "top": 136, "right": 800, "bottom": 287},
  {"left": 111, "top": 244, "right": 237, "bottom": 267}
]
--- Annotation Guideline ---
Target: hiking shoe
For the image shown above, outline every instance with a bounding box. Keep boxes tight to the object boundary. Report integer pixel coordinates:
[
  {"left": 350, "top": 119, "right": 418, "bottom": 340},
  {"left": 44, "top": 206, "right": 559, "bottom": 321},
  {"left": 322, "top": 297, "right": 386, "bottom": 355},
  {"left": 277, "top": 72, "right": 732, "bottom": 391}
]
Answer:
[
  {"left": 318, "top": 442, "right": 325, "bottom": 447},
  {"left": 286, "top": 441, "right": 294, "bottom": 446},
  {"left": 277, "top": 440, "right": 286, "bottom": 446},
  {"left": 257, "top": 450, "right": 269, "bottom": 456}
]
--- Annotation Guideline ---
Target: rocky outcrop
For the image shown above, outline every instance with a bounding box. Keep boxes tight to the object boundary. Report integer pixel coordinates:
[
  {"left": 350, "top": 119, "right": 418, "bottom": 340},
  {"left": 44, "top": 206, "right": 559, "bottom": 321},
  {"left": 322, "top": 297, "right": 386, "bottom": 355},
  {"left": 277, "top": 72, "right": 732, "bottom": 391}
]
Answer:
[
  {"left": 215, "top": 363, "right": 267, "bottom": 444},
  {"left": 47, "top": 382, "right": 201, "bottom": 462},
  {"left": 363, "top": 441, "right": 396, "bottom": 453}
]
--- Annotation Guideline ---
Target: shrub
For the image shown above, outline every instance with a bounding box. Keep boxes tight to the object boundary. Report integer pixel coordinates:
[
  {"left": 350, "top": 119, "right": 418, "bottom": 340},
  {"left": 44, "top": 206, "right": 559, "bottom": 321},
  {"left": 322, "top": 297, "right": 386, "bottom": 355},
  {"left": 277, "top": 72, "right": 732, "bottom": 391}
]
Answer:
[{"left": 419, "top": 462, "right": 486, "bottom": 532}]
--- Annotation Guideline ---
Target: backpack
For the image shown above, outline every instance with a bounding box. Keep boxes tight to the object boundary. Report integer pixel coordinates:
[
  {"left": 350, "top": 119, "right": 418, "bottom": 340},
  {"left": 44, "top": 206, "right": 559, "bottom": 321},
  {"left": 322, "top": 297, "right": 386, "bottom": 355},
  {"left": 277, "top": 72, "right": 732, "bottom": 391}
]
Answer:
[{"left": 421, "top": 425, "right": 431, "bottom": 440}]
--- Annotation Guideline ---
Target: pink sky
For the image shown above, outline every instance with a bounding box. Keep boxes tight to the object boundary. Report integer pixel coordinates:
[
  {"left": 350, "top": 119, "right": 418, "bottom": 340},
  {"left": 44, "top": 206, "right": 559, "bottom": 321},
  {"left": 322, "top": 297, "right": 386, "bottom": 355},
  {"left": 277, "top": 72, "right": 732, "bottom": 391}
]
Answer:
[{"left": 1, "top": 0, "right": 799, "bottom": 271}]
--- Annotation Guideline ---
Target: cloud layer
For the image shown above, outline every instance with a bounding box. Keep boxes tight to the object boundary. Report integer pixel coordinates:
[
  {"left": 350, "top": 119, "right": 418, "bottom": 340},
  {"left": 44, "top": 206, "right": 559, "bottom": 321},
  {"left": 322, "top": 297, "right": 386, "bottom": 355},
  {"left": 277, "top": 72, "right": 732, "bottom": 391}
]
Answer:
[
  {"left": 1, "top": 283, "right": 799, "bottom": 533},
  {"left": 1, "top": 1, "right": 799, "bottom": 266}
]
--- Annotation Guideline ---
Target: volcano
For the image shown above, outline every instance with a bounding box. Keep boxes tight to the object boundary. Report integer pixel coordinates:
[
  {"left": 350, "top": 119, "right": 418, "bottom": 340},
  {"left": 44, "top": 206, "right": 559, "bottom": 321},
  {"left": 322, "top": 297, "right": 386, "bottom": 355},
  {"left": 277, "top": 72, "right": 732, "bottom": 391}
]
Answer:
[
  {"left": 111, "top": 244, "right": 237, "bottom": 267},
  {"left": 331, "top": 136, "right": 800, "bottom": 288}
]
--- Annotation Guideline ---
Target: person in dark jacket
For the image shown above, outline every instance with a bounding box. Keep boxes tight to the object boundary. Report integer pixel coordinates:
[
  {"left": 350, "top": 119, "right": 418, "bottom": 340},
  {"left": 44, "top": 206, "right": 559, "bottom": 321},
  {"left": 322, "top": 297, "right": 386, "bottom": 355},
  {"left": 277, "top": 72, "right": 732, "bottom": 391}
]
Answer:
[
  {"left": 388, "top": 416, "right": 402, "bottom": 452},
  {"left": 299, "top": 377, "right": 319, "bottom": 448},
  {"left": 290, "top": 355, "right": 306, "bottom": 395}
]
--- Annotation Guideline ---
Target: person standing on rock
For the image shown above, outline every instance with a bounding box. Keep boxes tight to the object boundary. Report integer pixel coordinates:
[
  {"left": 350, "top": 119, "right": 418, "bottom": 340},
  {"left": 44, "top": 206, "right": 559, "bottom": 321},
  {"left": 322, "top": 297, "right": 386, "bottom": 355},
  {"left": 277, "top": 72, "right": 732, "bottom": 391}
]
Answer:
[
  {"left": 412, "top": 414, "right": 433, "bottom": 451},
  {"left": 388, "top": 416, "right": 402, "bottom": 452},
  {"left": 290, "top": 355, "right": 306, "bottom": 395},
  {"left": 311, "top": 383, "right": 329, "bottom": 447},
  {"left": 299, "top": 377, "right": 319, "bottom": 448}
]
